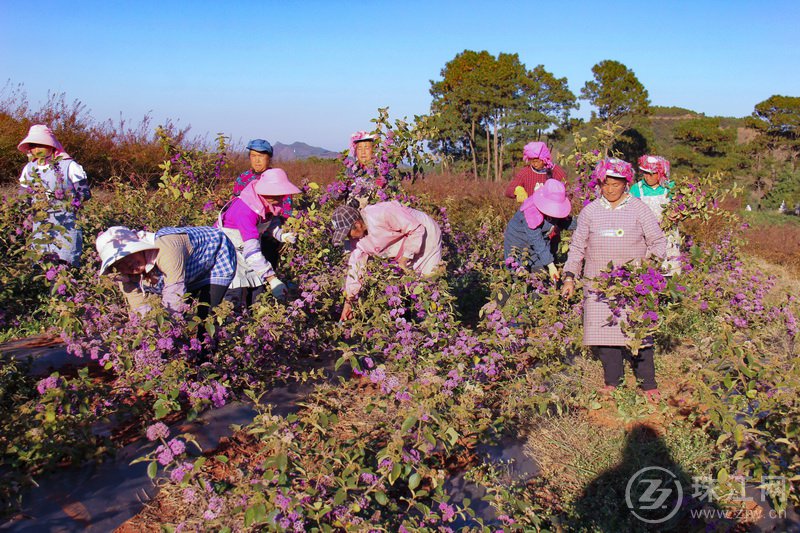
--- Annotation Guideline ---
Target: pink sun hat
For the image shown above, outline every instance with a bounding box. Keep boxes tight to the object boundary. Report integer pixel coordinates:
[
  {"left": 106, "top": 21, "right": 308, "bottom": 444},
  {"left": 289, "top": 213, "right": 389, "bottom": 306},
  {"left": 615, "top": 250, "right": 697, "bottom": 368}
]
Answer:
[
  {"left": 17, "top": 124, "right": 71, "bottom": 158},
  {"left": 532, "top": 179, "right": 572, "bottom": 218},
  {"left": 254, "top": 168, "right": 301, "bottom": 196}
]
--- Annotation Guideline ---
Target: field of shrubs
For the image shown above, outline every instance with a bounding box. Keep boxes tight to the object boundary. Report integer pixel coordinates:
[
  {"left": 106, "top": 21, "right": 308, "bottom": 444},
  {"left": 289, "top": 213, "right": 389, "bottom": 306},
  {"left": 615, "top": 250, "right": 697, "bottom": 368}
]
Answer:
[{"left": 0, "top": 114, "right": 798, "bottom": 532}]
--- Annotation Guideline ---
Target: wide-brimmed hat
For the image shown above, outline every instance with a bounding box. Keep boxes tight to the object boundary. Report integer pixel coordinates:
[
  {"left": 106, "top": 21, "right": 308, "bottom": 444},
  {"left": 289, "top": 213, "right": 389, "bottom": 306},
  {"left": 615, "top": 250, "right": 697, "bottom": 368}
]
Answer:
[
  {"left": 531, "top": 179, "right": 571, "bottom": 218},
  {"left": 331, "top": 205, "right": 361, "bottom": 245},
  {"left": 18, "top": 124, "right": 67, "bottom": 155},
  {"left": 95, "top": 226, "right": 159, "bottom": 275},
  {"left": 253, "top": 168, "right": 301, "bottom": 196},
  {"left": 246, "top": 139, "right": 273, "bottom": 156}
]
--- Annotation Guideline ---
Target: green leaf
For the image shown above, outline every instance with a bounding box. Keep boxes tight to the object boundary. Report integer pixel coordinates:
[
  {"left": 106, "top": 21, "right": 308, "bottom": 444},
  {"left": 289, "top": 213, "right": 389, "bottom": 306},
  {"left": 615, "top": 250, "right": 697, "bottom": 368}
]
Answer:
[
  {"left": 408, "top": 473, "right": 421, "bottom": 490},
  {"left": 401, "top": 415, "right": 418, "bottom": 433},
  {"left": 375, "top": 491, "right": 388, "bottom": 506},
  {"left": 333, "top": 488, "right": 347, "bottom": 506},
  {"left": 147, "top": 461, "right": 158, "bottom": 479}
]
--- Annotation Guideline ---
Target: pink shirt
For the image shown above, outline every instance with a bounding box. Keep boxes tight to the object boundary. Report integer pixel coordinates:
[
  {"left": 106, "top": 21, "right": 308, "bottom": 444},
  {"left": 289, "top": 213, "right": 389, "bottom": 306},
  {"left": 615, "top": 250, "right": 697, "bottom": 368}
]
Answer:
[
  {"left": 344, "top": 201, "right": 440, "bottom": 297},
  {"left": 221, "top": 197, "right": 263, "bottom": 241}
]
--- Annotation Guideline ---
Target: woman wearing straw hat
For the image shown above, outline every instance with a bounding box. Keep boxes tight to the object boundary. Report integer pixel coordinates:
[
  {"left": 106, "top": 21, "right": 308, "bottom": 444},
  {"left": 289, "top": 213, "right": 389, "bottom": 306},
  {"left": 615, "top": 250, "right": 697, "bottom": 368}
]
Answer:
[
  {"left": 504, "top": 179, "right": 576, "bottom": 281},
  {"left": 17, "top": 124, "right": 91, "bottom": 266},
  {"left": 561, "top": 158, "right": 666, "bottom": 401},
  {"left": 95, "top": 226, "right": 236, "bottom": 318},
  {"left": 218, "top": 168, "right": 301, "bottom": 305},
  {"left": 504, "top": 141, "right": 567, "bottom": 203}
]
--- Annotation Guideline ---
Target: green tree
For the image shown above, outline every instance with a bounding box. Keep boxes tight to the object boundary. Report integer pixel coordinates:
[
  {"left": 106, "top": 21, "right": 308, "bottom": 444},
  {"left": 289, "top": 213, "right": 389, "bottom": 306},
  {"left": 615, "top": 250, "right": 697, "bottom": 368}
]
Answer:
[
  {"left": 749, "top": 95, "right": 800, "bottom": 142},
  {"left": 672, "top": 117, "right": 736, "bottom": 173},
  {"left": 580, "top": 60, "right": 650, "bottom": 121},
  {"left": 429, "top": 50, "right": 577, "bottom": 181}
]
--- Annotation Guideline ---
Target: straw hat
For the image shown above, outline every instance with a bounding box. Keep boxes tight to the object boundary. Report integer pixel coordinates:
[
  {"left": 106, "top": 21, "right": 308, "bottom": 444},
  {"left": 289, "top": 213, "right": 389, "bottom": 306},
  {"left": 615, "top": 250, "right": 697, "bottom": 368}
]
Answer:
[{"left": 95, "top": 226, "right": 159, "bottom": 275}]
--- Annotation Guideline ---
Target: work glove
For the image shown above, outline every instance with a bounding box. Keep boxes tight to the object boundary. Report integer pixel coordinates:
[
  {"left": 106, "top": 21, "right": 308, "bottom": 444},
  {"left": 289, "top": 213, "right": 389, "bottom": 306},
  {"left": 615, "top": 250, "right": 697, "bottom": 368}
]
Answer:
[
  {"left": 268, "top": 277, "right": 288, "bottom": 300},
  {"left": 280, "top": 231, "right": 297, "bottom": 244},
  {"left": 547, "top": 262, "right": 560, "bottom": 282},
  {"left": 514, "top": 186, "right": 528, "bottom": 203}
]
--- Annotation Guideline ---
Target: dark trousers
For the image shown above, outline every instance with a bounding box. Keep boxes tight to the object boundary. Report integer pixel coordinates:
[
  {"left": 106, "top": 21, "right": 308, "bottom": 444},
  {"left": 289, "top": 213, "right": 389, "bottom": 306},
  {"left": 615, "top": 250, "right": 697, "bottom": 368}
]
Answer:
[
  {"left": 225, "top": 285, "right": 266, "bottom": 310},
  {"left": 593, "top": 345, "right": 657, "bottom": 390},
  {"left": 190, "top": 284, "right": 229, "bottom": 320}
]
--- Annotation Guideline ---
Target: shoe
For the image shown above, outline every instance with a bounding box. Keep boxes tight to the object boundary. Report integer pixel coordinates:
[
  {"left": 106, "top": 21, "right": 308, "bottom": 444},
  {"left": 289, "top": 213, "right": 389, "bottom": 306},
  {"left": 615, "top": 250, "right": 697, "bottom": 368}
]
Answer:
[{"left": 643, "top": 389, "right": 661, "bottom": 402}]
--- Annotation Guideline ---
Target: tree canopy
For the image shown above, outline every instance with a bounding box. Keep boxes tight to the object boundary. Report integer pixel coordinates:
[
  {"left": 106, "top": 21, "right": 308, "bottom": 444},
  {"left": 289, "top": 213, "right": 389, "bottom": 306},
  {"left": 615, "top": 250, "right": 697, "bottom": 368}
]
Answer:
[
  {"left": 580, "top": 60, "right": 650, "bottom": 121},
  {"left": 428, "top": 50, "right": 577, "bottom": 180}
]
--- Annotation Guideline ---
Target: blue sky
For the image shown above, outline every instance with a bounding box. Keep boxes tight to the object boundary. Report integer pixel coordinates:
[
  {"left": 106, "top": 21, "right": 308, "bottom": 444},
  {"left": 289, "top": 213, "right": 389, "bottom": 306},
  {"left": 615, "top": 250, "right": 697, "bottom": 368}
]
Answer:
[{"left": 1, "top": 0, "right": 798, "bottom": 151}]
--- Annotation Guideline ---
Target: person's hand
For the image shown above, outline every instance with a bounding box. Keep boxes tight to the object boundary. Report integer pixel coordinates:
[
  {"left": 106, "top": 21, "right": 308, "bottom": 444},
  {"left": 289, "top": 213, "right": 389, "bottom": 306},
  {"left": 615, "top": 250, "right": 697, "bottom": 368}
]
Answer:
[
  {"left": 397, "top": 256, "right": 409, "bottom": 270},
  {"left": 280, "top": 231, "right": 297, "bottom": 244},
  {"left": 561, "top": 278, "right": 575, "bottom": 298},
  {"left": 514, "top": 186, "right": 528, "bottom": 203},
  {"left": 340, "top": 299, "right": 354, "bottom": 322},
  {"left": 268, "top": 276, "right": 288, "bottom": 300},
  {"left": 547, "top": 262, "right": 560, "bottom": 282}
]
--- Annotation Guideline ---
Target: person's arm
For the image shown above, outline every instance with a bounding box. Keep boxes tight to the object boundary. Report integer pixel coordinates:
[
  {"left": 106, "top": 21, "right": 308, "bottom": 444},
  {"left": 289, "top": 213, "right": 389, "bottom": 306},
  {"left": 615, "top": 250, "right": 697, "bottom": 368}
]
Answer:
[
  {"left": 117, "top": 276, "right": 152, "bottom": 316},
  {"left": 640, "top": 205, "right": 667, "bottom": 261},
  {"left": 242, "top": 238, "right": 276, "bottom": 279},
  {"left": 504, "top": 170, "right": 525, "bottom": 198},
  {"left": 527, "top": 225, "right": 554, "bottom": 268},
  {"left": 381, "top": 205, "right": 425, "bottom": 261},
  {"left": 344, "top": 246, "right": 369, "bottom": 300},
  {"left": 563, "top": 207, "right": 590, "bottom": 281},
  {"left": 154, "top": 234, "right": 189, "bottom": 313},
  {"left": 67, "top": 162, "right": 91, "bottom": 201}
]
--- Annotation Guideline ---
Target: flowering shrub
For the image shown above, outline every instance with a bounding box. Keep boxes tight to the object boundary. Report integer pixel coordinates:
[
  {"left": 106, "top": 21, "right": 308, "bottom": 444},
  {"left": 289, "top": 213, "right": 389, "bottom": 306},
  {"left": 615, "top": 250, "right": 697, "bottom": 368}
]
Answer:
[
  {"left": 328, "top": 108, "right": 436, "bottom": 205},
  {"left": 661, "top": 172, "right": 742, "bottom": 234},
  {"left": 591, "top": 262, "right": 686, "bottom": 354},
  {"left": 1, "top": 123, "right": 799, "bottom": 530}
]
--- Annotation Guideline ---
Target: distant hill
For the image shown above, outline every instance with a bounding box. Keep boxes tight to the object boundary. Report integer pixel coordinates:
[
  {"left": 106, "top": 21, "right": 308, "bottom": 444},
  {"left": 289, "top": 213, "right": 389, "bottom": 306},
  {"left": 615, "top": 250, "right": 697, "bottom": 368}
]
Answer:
[{"left": 272, "top": 142, "right": 340, "bottom": 161}]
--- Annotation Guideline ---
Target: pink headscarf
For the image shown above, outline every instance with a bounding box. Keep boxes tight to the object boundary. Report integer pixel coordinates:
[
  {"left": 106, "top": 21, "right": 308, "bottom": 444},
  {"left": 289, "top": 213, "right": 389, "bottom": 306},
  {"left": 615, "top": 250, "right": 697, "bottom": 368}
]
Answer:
[
  {"left": 17, "top": 124, "right": 72, "bottom": 160},
  {"left": 522, "top": 142, "right": 554, "bottom": 169},
  {"left": 637, "top": 155, "right": 671, "bottom": 185},
  {"left": 520, "top": 196, "right": 544, "bottom": 229},
  {"left": 591, "top": 158, "right": 634, "bottom": 184},
  {"left": 349, "top": 130, "right": 375, "bottom": 158},
  {"left": 238, "top": 181, "right": 274, "bottom": 218}
]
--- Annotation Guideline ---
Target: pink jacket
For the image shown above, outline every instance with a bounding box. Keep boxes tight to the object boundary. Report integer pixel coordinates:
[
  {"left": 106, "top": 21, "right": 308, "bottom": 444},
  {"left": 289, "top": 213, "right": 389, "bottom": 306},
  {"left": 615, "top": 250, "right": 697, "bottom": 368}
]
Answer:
[{"left": 344, "top": 201, "right": 441, "bottom": 297}]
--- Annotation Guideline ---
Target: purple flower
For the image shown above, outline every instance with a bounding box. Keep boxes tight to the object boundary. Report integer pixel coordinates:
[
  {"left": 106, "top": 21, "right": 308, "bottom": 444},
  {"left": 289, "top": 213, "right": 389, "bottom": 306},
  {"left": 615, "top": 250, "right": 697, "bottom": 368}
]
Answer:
[
  {"left": 168, "top": 438, "right": 186, "bottom": 456},
  {"left": 439, "top": 502, "right": 456, "bottom": 522},
  {"left": 643, "top": 310, "right": 659, "bottom": 321},
  {"left": 156, "top": 445, "right": 174, "bottom": 466},
  {"left": 169, "top": 461, "right": 193, "bottom": 483},
  {"left": 146, "top": 422, "right": 169, "bottom": 441},
  {"left": 36, "top": 375, "right": 60, "bottom": 395}
]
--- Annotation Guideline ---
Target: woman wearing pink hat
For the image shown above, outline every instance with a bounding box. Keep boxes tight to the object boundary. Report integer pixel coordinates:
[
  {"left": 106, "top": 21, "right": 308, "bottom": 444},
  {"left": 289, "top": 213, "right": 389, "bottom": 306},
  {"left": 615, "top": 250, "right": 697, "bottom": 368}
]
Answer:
[
  {"left": 217, "top": 168, "right": 301, "bottom": 305},
  {"left": 504, "top": 141, "right": 567, "bottom": 202},
  {"left": 503, "top": 179, "right": 576, "bottom": 281},
  {"left": 561, "top": 158, "right": 666, "bottom": 400},
  {"left": 17, "top": 124, "right": 91, "bottom": 266}
]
